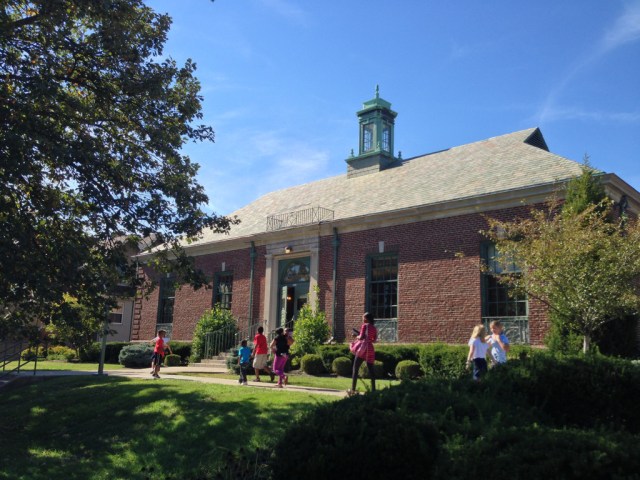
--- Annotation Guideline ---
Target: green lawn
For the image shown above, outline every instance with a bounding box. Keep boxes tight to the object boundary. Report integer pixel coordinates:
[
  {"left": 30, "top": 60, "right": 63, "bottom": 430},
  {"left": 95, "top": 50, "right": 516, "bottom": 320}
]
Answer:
[
  {"left": 0, "top": 376, "right": 336, "bottom": 480},
  {"left": 2, "top": 360, "right": 124, "bottom": 372},
  {"left": 176, "top": 371, "right": 400, "bottom": 391}
]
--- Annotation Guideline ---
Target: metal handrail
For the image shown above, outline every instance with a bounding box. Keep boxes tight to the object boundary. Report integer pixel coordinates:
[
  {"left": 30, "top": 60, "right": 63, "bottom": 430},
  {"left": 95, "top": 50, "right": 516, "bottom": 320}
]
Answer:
[
  {"left": 0, "top": 338, "right": 38, "bottom": 378},
  {"left": 202, "top": 317, "right": 297, "bottom": 359}
]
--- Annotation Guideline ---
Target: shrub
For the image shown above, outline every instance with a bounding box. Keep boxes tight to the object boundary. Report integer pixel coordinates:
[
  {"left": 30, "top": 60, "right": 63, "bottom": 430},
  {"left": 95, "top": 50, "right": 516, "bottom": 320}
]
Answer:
[
  {"left": 317, "top": 344, "right": 350, "bottom": 371},
  {"left": 485, "top": 355, "right": 640, "bottom": 433},
  {"left": 332, "top": 356, "right": 352, "bottom": 377},
  {"left": 375, "top": 344, "right": 421, "bottom": 377},
  {"left": 190, "top": 305, "right": 237, "bottom": 363},
  {"left": 418, "top": 343, "right": 468, "bottom": 380},
  {"left": 272, "top": 394, "right": 440, "bottom": 479},
  {"left": 79, "top": 342, "right": 101, "bottom": 362},
  {"left": 358, "top": 359, "right": 385, "bottom": 379},
  {"left": 290, "top": 286, "right": 330, "bottom": 356},
  {"left": 395, "top": 360, "right": 421, "bottom": 380},
  {"left": 103, "top": 342, "right": 130, "bottom": 364},
  {"left": 300, "top": 354, "right": 325, "bottom": 375},
  {"left": 20, "top": 345, "right": 46, "bottom": 361},
  {"left": 118, "top": 344, "right": 154, "bottom": 368},
  {"left": 47, "top": 345, "right": 77, "bottom": 362},
  {"left": 169, "top": 341, "right": 191, "bottom": 364},
  {"left": 164, "top": 354, "right": 181, "bottom": 367}
]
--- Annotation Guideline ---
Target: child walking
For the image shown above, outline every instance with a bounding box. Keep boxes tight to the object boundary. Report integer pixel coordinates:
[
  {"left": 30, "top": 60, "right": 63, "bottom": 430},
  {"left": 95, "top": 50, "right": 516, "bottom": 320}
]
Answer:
[
  {"left": 486, "top": 320, "right": 510, "bottom": 366},
  {"left": 150, "top": 329, "right": 172, "bottom": 378},
  {"left": 466, "top": 324, "right": 489, "bottom": 381},
  {"left": 238, "top": 339, "right": 252, "bottom": 386}
]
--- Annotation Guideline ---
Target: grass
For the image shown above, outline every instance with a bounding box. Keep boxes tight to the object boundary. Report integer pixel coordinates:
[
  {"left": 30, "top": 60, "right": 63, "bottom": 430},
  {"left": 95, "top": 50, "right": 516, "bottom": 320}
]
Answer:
[
  {"left": 0, "top": 375, "right": 336, "bottom": 480},
  {"left": 177, "top": 371, "right": 400, "bottom": 391},
  {"left": 2, "top": 360, "right": 124, "bottom": 372}
]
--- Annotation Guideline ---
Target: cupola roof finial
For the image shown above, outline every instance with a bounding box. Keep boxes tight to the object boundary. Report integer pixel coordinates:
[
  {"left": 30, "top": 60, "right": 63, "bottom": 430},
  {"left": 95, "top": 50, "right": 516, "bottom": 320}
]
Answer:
[{"left": 375, "top": 84, "right": 380, "bottom": 99}]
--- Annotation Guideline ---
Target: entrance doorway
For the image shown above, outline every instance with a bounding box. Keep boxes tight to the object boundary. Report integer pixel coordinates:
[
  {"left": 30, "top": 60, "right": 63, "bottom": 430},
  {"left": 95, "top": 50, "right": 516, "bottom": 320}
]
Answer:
[{"left": 277, "top": 257, "right": 310, "bottom": 328}]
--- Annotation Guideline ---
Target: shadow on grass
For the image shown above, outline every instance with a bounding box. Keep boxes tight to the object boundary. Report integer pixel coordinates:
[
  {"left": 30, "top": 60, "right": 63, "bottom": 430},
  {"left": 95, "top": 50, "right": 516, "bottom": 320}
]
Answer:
[{"left": 0, "top": 376, "right": 330, "bottom": 480}]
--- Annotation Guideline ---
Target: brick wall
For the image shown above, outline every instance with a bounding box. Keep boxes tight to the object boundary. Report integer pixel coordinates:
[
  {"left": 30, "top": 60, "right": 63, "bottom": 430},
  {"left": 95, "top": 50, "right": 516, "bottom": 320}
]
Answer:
[{"left": 134, "top": 205, "right": 551, "bottom": 345}]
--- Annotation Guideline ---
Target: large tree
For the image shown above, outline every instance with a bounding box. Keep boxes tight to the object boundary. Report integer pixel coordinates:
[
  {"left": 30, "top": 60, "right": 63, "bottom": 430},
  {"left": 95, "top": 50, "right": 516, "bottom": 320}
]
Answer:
[
  {"left": 0, "top": 1, "right": 235, "bottom": 339},
  {"left": 485, "top": 198, "right": 640, "bottom": 353}
]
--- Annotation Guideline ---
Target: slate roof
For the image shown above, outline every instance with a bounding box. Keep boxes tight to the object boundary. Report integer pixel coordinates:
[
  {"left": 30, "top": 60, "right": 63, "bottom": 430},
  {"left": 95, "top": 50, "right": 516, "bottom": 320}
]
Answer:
[{"left": 192, "top": 128, "right": 584, "bottom": 246}]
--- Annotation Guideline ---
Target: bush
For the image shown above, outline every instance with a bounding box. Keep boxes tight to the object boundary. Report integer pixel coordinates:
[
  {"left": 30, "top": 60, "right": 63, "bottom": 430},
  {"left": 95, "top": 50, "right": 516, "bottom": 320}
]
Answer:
[
  {"left": 169, "top": 341, "right": 191, "bottom": 364},
  {"left": 118, "top": 344, "right": 154, "bottom": 368},
  {"left": 272, "top": 393, "right": 440, "bottom": 479},
  {"left": 418, "top": 343, "right": 468, "bottom": 380},
  {"left": 47, "top": 345, "right": 77, "bottom": 362},
  {"left": 20, "top": 345, "right": 46, "bottom": 361},
  {"left": 332, "top": 356, "right": 352, "bottom": 377},
  {"left": 375, "top": 344, "right": 421, "bottom": 378},
  {"left": 76, "top": 342, "right": 130, "bottom": 364},
  {"left": 395, "top": 360, "right": 421, "bottom": 380},
  {"left": 486, "top": 355, "right": 640, "bottom": 433},
  {"left": 358, "top": 359, "right": 385, "bottom": 379},
  {"left": 290, "top": 286, "right": 330, "bottom": 356},
  {"left": 317, "top": 344, "right": 350, "bottom": 371},
  {"left": 79, "top": 342, "right": 101, "bottom": 362},
  {"left": 300, "top": 354, "right": 325, "bottom": 375},
  {"left": 190, "top": 305, "right": 238, "bottom": 363},
  {"left": 164, "top": 354, "right": 181, "bottom": 367},
  {"left": 272, "top": 356, "right": 640, "bottom": 479}
]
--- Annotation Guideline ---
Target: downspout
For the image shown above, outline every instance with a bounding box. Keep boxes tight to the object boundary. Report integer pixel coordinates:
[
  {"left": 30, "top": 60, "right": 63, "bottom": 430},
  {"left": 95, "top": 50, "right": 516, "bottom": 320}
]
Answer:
[
  {"left": 248, "top": 241, "right": 256, "bottom": 330},
  {"left": 331, "top": 228, "right": 340, "bottom": 339}
]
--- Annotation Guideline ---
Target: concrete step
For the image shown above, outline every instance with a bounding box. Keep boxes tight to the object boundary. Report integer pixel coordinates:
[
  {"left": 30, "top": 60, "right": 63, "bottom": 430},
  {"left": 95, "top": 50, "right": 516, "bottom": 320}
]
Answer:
[{"left": 193, "top": 359, "right": 228, "bottom": 368}]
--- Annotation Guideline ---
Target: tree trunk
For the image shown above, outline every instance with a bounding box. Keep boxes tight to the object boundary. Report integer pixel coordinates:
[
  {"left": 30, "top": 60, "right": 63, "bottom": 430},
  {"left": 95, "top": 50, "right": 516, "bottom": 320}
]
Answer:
[{"left": 583, "top": 334, "right": 591, "bottom": 354}]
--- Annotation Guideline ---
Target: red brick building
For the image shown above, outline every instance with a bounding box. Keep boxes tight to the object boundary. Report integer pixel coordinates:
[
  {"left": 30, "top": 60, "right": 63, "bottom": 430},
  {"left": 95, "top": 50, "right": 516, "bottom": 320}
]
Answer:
[{"left": 133, "top": 90, "right": 640, "bottom": 346}]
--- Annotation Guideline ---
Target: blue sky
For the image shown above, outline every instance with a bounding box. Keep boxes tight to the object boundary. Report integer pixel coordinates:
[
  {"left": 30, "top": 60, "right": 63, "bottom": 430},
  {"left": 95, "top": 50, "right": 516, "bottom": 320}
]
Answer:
[{"left": 147, "top": 0, "right": 640, "bottom": 216}]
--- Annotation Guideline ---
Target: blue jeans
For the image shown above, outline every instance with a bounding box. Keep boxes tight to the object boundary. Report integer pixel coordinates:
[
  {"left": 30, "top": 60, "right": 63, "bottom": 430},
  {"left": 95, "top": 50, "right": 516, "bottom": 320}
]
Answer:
[{"left": 472, "top": 358, "right": 488, "bottom": 380}]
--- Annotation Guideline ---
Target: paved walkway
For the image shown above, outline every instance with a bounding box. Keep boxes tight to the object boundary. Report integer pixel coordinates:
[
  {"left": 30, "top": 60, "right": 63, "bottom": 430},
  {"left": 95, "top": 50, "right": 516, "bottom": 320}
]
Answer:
[{"left": 5, "top": 366, "right": 348, "bottom": 397}]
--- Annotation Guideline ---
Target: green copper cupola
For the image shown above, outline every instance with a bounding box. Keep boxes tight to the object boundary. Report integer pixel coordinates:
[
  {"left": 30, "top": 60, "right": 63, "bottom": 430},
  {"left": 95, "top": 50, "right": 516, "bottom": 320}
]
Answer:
[{"left": 346, "top": 86, "right": 399, "bottom": 178}]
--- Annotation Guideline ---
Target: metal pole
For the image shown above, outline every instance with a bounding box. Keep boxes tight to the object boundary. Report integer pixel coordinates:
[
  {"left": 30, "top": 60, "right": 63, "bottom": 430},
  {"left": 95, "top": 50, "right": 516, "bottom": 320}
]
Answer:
[
  {"left": 331, "top": 228, "right": 340, "bottom": 339},
  {"left": 98, "top": 314, "right": 109, "bottom": 375}
]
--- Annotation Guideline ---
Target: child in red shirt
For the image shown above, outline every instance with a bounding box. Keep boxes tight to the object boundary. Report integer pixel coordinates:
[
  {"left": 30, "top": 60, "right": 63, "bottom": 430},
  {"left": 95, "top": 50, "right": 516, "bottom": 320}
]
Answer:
[{"left": 150, "top": 329, "right": 172, "bottom": 378}]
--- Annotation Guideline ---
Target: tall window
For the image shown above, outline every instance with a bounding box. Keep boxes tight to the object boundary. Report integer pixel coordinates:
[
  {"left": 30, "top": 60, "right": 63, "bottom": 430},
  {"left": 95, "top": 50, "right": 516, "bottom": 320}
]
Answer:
[
  {"left": 362, "top": 123, "right": 374, "bottom": 152},
  {"left": 367, "top": 254, "right": 398, "bottom": 320},
  {"left": 214, "top": 272, "right": 233, "bottom": 310},
  {"left": 481, "top": 243, "right": 528, "bottom": 341},
  {"left": 382, "top": 126, "right": 390, "bottom": 152},
  {"left": 157, "top": 276, "right": 176, "bottom": 324}
]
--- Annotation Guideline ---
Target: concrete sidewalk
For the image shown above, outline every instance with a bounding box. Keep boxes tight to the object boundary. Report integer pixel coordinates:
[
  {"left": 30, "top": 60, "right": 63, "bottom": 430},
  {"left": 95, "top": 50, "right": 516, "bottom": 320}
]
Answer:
[{"left": 6, "top": 366, "right": 348, "bottom": 397}]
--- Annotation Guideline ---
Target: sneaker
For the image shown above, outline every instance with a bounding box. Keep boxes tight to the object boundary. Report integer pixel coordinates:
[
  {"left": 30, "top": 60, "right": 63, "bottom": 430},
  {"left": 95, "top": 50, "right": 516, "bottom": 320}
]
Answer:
[
  {"left": 255, "top": 378, "right": 261, "bottom": 382},
  {"left": 238, "top": 379, "right": 243, "bottom": 384},
  {"left": 275, "top": 384, "right": 283, "bottom": 388},
  {"left": 243, "top": 381, "right": 248, "bottom": 386},
  {"left": 346, "top": 389, "right": 357, "bottom": 397},
  {"left": 153, "top": 374, "right": 160, "bottom": 379}
]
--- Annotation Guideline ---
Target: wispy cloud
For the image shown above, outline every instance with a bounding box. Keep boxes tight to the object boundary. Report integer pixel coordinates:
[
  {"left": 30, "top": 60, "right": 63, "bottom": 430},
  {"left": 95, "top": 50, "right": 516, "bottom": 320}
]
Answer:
[
  {"left": 258, "top": 0, "right": 308, "bottom": 26},
  {"left": 536, "top": 1, "right": 640, "bottom": 124},
  {"left": 198, "top": 129, "right": 331, "bottom": 214}
]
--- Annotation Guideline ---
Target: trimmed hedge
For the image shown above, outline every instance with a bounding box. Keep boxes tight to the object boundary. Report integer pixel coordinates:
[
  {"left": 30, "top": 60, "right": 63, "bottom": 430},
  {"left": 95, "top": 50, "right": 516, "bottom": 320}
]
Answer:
[
  {"left": 418, "top": 342, "right": 468, "bottom": 380},
  {"left": 169, "top": 341, "right": 191, "bottom": 365},
  {"left": 331, "top": 356, "right": 352, "bottom": 377},
  {"left": 118, "top": 344, "right": 154, "bottom": 368},
  {"left": 358, "top": 359, "right": 385, "bottom": 379},
  {"left": 79, "top": 341, "right": 130, "bottom": 364},
  {"left": 271, "top": 355, "right": 640, "bottom": 479},
  {"left": 395, "top": 360, "right": 421, "bottom": 380},
  {"left": 300, "top": 354, "right": 325, "bottom": 375},
  {"left": 316, "top": 344, "right": 350, "bottom": 372},
  {"left": 164, "top": 354, "right": 181, "bottom": 367}
]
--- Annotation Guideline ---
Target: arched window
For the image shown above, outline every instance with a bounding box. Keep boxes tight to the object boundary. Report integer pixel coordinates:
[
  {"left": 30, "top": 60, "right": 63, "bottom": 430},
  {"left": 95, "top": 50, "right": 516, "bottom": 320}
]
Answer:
[{"left": 280, "top": 259, "right": 310, "bottom": 284}]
